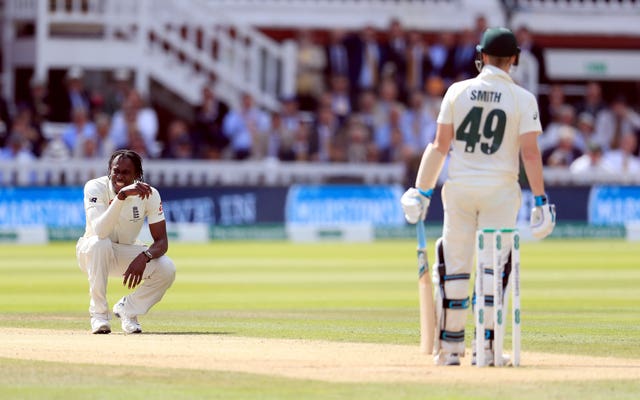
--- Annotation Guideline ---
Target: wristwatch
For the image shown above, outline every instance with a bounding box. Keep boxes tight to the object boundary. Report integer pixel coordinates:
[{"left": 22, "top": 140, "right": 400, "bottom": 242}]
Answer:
[{"left": 143, "top": 250, "right": 153, "bottom": 262}]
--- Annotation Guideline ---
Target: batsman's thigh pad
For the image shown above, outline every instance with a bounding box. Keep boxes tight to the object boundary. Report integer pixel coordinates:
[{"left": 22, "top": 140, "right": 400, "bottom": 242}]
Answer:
[{"left": 434, "top": 238, "right": 470, "bottom": 352}]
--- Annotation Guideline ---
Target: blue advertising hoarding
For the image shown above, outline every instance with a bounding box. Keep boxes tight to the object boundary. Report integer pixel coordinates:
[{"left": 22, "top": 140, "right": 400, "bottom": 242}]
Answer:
[{"left": 588, "top": 186, "right": 640, "bottom": 226}]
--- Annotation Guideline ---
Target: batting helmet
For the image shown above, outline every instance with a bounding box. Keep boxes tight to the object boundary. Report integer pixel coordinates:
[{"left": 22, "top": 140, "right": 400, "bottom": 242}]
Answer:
[{"left": 476, "top": 27, "right": 520, "bottom": 57}]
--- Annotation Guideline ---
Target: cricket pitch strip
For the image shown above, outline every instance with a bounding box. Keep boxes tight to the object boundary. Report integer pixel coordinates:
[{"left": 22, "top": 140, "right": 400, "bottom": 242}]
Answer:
[{"left": 1, "top": 327, "right": 639, "bottom": 383}]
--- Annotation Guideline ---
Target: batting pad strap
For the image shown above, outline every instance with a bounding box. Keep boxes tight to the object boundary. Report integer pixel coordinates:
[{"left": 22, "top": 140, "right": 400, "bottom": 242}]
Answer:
[
  {"left": 415, "top": 143, "right": 446, "bottom": 190},
  {"left": 444, "top": 297, "right": 470, "bottom": 309},
  {"left": 444, "top": 273, "right": 470, "bottom": 281},
  {"left": 440, "top": 330, "right": 465, "bottom": 342}
]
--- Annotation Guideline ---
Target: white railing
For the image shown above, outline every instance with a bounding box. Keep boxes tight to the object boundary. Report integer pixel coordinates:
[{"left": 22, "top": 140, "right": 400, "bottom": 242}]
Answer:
[
  {"left": 3, "top": 0, "right": 295, "bottom": 110},
  {"left": 0, "top": 159, "right": 406, "bottom": 187}
]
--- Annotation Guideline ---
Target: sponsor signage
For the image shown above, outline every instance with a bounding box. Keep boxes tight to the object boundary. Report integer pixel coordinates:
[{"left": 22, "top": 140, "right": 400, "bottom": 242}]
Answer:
[{"left": 588, "top": 186, "right": 640, "bottom": 226}]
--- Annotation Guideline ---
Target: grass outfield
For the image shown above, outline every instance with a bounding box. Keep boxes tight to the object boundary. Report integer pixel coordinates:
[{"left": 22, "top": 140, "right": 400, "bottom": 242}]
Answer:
[{"left": 1, "top": 239, "right": 639, "bottom": 399}]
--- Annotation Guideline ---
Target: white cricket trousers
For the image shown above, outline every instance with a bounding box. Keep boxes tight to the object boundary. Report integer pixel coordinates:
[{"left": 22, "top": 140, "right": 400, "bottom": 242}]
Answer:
[
  {"left": 439, "top": 179, "right": 521, "bottom": 354},
  {"left": 76, "top": 236, "right": 176, "bottom": 318}
]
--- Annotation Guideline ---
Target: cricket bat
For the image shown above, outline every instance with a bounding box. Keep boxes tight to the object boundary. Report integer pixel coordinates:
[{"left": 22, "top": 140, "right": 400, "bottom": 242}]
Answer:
[{"left": 416, "top": 221, "right": 436, "bottom": 354}]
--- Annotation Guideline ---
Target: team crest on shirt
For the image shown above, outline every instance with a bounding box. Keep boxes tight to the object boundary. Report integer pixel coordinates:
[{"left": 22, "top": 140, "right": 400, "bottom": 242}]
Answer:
[
  {"left": 533, "top": 112, "right": 538, "bottom": 120},
  {"left": 89, "top": 197, "right": 97, "bottom": 203},
  {"left": 158, "top": 202, "right": 163, "bottom": 215}
]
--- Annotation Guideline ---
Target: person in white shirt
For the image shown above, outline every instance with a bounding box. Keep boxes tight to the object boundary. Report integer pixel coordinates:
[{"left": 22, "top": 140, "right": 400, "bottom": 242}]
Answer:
[
  {"left": 76, "top": 149, "right": 176, "bottom": 334},
  {"left": 401, "top": 28, "right": 556, "bottom": 366}
]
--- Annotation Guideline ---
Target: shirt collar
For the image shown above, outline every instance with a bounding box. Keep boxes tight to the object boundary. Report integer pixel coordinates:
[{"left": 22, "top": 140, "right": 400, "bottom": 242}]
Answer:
[{"left": 479, "top": 65, "right": 513, "bottom": 83}]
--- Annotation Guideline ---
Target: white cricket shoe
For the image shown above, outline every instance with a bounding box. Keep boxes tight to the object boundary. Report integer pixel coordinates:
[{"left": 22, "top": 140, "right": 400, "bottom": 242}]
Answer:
[
  {"left": 113, "top": 298, "right": 142, "bottom": 334},
  {"left": 90, "top": 316, "right": 111, "bottom": 334},
  {"left": 434, "top": 352, "right": 461, "bottom": 366}
]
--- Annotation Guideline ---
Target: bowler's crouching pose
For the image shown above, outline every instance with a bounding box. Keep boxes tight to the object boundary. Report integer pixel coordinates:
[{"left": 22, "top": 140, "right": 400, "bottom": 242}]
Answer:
[{"left": 76, "top": 149, "right": 175, "bottom": 334}]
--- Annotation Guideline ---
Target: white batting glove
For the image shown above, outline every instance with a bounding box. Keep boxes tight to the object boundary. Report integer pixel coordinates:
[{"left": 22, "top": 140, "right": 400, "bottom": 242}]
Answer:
[
  {"left": 400, "top": 187, "right": 432, "bottom": 224},
  {"left": 530, "top": 195, "right": 556, "bottom": 239}
]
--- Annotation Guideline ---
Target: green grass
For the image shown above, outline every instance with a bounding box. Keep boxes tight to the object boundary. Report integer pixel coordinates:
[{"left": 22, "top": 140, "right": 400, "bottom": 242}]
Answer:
[{"left": 1, "top": 239, "right": 639, "bottom": 399}]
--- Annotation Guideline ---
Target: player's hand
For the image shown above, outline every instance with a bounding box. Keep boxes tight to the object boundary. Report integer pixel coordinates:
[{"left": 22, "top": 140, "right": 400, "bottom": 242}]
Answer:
[
  {"left": 530, "top": 203, "right": 556, "bottom": 239},
  {"left": 123, "top": 255, "right": 147, "bottom": 289},
  {"left": 400, "top": 188, "right": 432, "bottom": 224},
  {"left": 118, "top": 182, "right": 152, "bottom": 200}
]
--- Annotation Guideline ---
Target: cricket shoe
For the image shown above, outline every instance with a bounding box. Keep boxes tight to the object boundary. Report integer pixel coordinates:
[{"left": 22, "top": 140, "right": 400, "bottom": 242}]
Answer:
[
  {"left": 434, "top": 352, "right": 461, "bottom": 366},
  {"left": 113, "top": 298, "right": 142, "bottom": 334},
  {"left": 90, "top": 315, "right": 111, "bottom": 334}
]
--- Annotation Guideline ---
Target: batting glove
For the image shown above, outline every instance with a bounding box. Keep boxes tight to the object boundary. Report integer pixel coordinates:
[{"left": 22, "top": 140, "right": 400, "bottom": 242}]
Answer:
[
  {"left": 530, "top": 195, "right": 556, "bottom": 239},
  {"left": 400, "top": 187, "right": 433, "bottom": 224}
]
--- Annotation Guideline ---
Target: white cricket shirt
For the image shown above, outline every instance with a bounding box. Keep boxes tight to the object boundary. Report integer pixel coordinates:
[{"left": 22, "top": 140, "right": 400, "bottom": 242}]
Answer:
[
  {"left": 437, "top": 65, "right": 542, "bottom": 184},
  {"left": 82, "top": 176, "right": 165, "bottom": 244}
]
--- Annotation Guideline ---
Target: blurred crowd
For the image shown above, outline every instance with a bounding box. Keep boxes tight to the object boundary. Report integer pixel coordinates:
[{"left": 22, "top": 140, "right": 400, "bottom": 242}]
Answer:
[{"left": 1, "top": 16, "right": 639, "bottom": 179}]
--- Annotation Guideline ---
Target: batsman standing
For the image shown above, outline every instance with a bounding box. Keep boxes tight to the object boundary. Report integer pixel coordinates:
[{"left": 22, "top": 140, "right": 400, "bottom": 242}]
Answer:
[
  {"left": 76, "top": 149, "right": 176, "bottom": 334},
  {"left": 401, "top": 28, "right": 556, "bottom": 365}
]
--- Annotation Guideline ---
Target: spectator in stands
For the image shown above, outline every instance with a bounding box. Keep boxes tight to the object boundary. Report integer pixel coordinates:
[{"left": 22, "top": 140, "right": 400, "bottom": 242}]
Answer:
[
  {"left": 222, "top": 92, "right": 270, "bottom": 160},
  {"left": 374, "top": 103, "right": 405, "bottom": 163},
  {"left": 401, "top": 90, "right": 436, "bottom": 160},
  {"left": 22, "top": 77, "right": 49, "bottom": 130},
  {"left": 574, "top": 111, "right": 596, "bottom": 152},
  {"left": 539, "top": 103, "right": 576, "bottom": 152},
  {"left": 428, "top": 32, "right": 456, "bottom": 85},
  {"left": 324, "top": 28, "right": 350, "bottom": 85},
  {"left": 0, "top": 85, "right": 11, "bottom": 149},
  {"left": 94, "top": 112, "right": 116, "bottom": 158},
  {"left": 542, "top": 125, "right": 583, "bottom": 167},
  {"left": 423, "top": 75, "right": 446, "bottom": 121},
  {"left": 52, "top": 67, "right": 91, "bottom": 122},
  {"left": 569, "top": 142, "right": 612, "bottom": 175},
  {"left": 373, "top": 77, "right": 404, "bottom": 130},
  {"left": 336, "top": 116, "right": 375, "bottom": 163},
  {"left": 513, "top": 26, "right": 547, "bottom": 88},
  {"left": 594, "top": 95, "right": 640, "bottom": 152},
  {"left": 103, "top": 68, "right": 132, "bottom": 116},
  {"left": 345, "top": 25, "right": 383, "bottom": 99},
  {"left": 10, "top": 107, "right": 44, "bottom": 157},
  {"left": 403, "top": 30, "right": 432, "bottom": 97},
  {"left": 602, "top": 131, "right": 640, "bottom": 175},
  {"left": 354, "top": 88, "right": 377, "bottom": 135},
  {"left": 575, "top": 81, "right": 607, "bottom": 119},
  {"left": 265, "top": 97, "right": 304, "bottom": 160},
  {"left": 309, "top": 103, "right": 341, "bottom": 162},
  {"left": 452, "top": 28, "right": 477, "bottom": 81},
  {"left": 472, "top": 14, "right": 488, "bottom": 42},
  {"left": 325, "top": 74, "right": 352, "bottom": 122},
  {"left": 0, "top": 134, "right": 36, "bottom": 162},
  {"left": 540, "top": 83, "right": 566, "bottom": 130},
  {"left": 162, "top": 119, "right": 194, "bottom": 159},
  {"left": 381, "top": 18, "right": 407, "bottom": 98},
  {"left": 294, "top": 29, "right": 326, "bottom": 111},
  {"left": 109, "top": 90, "right": 159, "bottom": 157},
  {"left": 62, "top": 107, "right": 97, "bottom": 158},
  {"left": 194, "top": 83, "right": 229, "bottom": 159},
  {"left": 512, "top": 26, "right": 540, "bottom": 98}
]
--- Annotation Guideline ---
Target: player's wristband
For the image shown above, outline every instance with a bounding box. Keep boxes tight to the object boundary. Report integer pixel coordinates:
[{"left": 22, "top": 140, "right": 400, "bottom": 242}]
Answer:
[
  {"left": 534, "top": 195, "right": 548, "bottom": 206},
  {"left": 418, "top": 188, "right": 434, "bottom": 198}
]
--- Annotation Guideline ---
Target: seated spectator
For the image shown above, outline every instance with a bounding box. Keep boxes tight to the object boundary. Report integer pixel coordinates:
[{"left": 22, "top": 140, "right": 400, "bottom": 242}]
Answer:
[
  {"left": 109, "top": 89, "right": 160, "bottom": 157},
  {"left": 163, "top": 119, "right": 194, "bottom": 159},
  {"left": 539, "top": 103, "right": 576, "bottom": 152},
  {"left": 373, "top": 77, "right": 404, "bottom": 129},
  {"left": 403, "top": 30, "right": 432, "bottom": 99},
  {"left": 194, "top": 84, "right": 229, "bottom": 159},
  {"left": 309, "top": 104, "right": 341, "bottom": 162},
  {"left": 354, "top": 88, "right": 377, "bottom": 134},
  {"left": 401, "top": 90, "right": 436, "bottom": 157},
  {"left": 51, "top": 66, "right": 91, "bottom": 122},
  {"left": 0, "top": 134, "right": 36, "bottom": 162},
  {"left": 594, "top": 95, "right": 640, "bottom": 152},
  {"left": 94, "top": 112, "right": 116, "bottom": 158},
  {"left": 9, "top": 107, "right": 44, "bottom": 157},
  {"left": 374, "top": 103, "right": 405, "bottom": 162},
  {"left": 423, "top": 75, "right": 445, "bottom": 121},
  {"left": 326, "top": 75, "right": 352, "bottom": 121},
  {"left": 602, "top": 132, "right": 640, "bottom": 175},
  {"left": 542, "top": 126, "right": 583, "bottom": 167},
  {"left": 62, "top": 107, "right": 97, "bottom": 157},
  {"left": 222, "top": 92, "right": 270, "bottom": 160},
  {"left": 574, "top": 111, "right": 597, "bottom": 152},
  {"left": 569, "top": 142, "right": 612, "bottom": 175}
]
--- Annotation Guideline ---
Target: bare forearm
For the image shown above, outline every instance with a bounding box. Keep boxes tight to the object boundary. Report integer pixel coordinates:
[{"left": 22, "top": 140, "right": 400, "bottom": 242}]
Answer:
[{"left": 521, "top": 149, "right": 545, "bottom": 196}]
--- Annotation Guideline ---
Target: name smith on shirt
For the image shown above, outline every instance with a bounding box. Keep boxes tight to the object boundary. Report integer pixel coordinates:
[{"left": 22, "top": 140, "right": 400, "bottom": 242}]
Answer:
[{"left": 470, "top": 90, "right": 502, "bottom": 103}]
